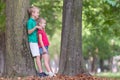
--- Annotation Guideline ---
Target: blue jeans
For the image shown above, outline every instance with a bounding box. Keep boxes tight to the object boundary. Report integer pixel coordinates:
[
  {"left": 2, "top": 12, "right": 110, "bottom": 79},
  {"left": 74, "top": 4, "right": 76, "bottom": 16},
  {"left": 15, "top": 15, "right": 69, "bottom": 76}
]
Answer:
[{"left": 39, "top": 46, "right": 48, "bottom": 54}]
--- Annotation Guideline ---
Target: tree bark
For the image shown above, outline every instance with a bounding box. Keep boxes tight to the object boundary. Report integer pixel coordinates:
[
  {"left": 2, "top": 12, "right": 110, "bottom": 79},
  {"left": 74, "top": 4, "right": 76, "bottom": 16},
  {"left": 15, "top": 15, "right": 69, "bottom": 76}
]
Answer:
[
  {"left": 58, "top": 0, "right": 88, "bottom": 76},
  {"left": 91, "top": 54, "right": 98, "bottom": 73},
  {"left": 0, "top": 0, "right": 5, "bottom": 77},
  {"left": 5, "top": 0, "right": 36, "bottom": 77},
  {"left": 0, "top": 33, "right": 5, "bottom": 76},
  {"left": 100, "top": 59, "right": 104, "bottom": 72}
]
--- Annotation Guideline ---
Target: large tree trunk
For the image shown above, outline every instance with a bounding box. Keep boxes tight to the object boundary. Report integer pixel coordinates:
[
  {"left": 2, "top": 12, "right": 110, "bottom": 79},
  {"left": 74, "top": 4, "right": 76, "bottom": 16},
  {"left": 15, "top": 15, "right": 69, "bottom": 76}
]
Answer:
[
  {"left": 0, "top": 33, "right": 5, "bottom": 76},
  {"left": 58, "top": 0, "right": 88, "bottom": 76},
  {"left": 5, "top": 0, "right": 36, "bottom": 77},
  {"left": 0, "top": 0, "right": 5, "bottom": 77}
]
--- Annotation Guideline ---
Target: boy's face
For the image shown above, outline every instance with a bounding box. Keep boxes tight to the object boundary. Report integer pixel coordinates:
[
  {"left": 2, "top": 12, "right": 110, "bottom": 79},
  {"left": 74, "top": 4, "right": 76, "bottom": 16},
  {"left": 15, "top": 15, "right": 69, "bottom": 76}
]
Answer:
[{"left": 32, "top": 9, "right": 39, "bottom": 19}]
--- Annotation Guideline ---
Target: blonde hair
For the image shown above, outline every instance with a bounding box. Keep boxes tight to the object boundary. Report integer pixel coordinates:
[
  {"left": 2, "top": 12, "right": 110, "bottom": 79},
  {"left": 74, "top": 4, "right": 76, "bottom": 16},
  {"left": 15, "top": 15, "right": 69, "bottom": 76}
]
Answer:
[
  {"left": 36, "top": 18, "right": 46, "bottom": 26},
  {"left": 27, "top": 6, "right": 39, "bottom": 17}
]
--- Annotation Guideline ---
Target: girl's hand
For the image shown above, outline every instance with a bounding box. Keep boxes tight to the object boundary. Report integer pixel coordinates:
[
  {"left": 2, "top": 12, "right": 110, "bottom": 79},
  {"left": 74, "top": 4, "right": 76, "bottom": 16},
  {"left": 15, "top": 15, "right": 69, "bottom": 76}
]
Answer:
[{"left": 43, "top": 47, "right": 47, "bottom": 53}]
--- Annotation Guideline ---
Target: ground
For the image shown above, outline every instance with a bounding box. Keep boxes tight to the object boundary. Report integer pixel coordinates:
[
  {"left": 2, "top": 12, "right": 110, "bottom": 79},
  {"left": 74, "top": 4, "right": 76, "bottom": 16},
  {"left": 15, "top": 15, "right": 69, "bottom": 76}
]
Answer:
[{"left": 0, "top": 74, "right": 119, "bottom": 80}]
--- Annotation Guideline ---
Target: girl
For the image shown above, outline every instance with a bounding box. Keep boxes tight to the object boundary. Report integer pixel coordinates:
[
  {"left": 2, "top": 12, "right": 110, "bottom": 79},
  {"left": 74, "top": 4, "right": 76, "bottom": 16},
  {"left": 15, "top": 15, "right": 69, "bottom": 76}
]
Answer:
[{"left": 37, "top": 18, "right": 55, "bottom": 77}]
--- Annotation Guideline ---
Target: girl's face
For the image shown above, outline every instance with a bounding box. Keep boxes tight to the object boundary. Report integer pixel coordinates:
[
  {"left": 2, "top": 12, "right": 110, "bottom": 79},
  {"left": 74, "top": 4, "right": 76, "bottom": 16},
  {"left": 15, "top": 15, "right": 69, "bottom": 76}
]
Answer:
[{"left": 39, "top": 20, "right": 46, "bottom": 28}]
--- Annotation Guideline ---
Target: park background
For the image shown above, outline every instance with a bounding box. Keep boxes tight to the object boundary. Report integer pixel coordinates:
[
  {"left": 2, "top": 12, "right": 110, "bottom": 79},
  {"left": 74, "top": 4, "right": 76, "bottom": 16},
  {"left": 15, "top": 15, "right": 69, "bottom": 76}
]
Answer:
[{"left": 0, "top": 0, "right": 120, "bottom": 79}]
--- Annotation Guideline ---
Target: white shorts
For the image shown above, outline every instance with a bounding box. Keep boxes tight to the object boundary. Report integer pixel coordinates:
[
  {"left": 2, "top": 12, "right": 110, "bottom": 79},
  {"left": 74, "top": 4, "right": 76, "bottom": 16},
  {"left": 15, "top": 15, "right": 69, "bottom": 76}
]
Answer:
[{"left": 29, "top": 42, "right": 40, "bottom": 57}]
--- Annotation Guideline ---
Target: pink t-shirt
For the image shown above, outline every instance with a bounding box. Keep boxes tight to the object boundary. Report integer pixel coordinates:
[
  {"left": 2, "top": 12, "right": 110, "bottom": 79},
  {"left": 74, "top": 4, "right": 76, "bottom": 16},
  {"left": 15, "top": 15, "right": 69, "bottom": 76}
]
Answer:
[{"left": 38, "top": 29, "right": 49, "bottom": 48}]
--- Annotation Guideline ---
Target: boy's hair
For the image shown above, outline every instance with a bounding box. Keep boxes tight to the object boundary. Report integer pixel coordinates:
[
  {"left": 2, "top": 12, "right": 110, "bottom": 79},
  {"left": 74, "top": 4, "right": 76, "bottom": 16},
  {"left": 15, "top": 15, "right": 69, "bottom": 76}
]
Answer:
[
  {"left": 36, "top": 18, "right": 46, "bottom": 26},
  {"left": 27, "top": 6, "right": 39, "bottom": 17}
]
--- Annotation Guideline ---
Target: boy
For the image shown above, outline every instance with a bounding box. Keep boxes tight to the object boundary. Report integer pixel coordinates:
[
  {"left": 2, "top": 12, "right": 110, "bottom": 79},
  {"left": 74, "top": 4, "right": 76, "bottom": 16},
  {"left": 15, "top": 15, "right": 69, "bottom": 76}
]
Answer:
[{"left": 27, "top": 6, "right": 48, "bottom": 77}]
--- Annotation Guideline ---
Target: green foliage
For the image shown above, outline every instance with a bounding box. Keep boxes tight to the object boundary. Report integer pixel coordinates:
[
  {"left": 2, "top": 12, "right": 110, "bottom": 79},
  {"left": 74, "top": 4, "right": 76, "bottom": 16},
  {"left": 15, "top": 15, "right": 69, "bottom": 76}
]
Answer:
[
  {"left": 0, "top": 0, "right": 5, "bottom": 33},
  {"left": 83, "top": 32, "right": 111, "bottom": 59},
  {"left": 103, "top": 0, "right": 120, "bottom": 7},
  {"left": 82, "top": 0, "right": 120, "bottom": 60},
  {"left": 48, "top": 29, "right": 61, "bottom": 58}
]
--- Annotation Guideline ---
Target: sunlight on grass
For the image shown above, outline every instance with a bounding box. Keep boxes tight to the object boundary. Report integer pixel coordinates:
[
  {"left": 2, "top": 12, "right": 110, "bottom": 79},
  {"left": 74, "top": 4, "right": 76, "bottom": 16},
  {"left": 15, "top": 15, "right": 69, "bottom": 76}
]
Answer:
[{"left": 95, "top": 72, "right": 120, "bottom": 78}]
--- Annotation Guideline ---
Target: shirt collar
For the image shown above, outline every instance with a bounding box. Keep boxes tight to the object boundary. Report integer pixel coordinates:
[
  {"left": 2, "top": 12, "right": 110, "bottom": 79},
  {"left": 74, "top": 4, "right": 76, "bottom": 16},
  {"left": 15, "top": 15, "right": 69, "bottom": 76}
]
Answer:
[{"left": 30, "top": 17, "right": 36, "bottom": 22}]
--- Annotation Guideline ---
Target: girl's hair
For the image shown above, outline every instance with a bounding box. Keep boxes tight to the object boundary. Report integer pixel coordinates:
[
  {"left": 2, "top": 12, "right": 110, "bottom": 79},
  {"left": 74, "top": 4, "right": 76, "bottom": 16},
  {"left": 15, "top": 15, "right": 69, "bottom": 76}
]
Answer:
[
  {"left": 36, "top": 18, "right": 45, "bottom": 26},
  {"left": 27, "top": 6, "right": 39, "bottom": 17}
]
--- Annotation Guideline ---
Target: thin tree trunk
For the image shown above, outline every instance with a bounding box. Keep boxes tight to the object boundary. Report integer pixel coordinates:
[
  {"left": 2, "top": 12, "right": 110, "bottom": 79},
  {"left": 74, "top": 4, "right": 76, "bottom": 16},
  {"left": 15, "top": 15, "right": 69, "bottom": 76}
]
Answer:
[
  {"left": 59, "top": 0, "right": 88, "bottom": 76},
  {"left": 108, "top": 57, "right": 113, "bottom": 72},
  {"left": 5, "top": 0, "right": 36, "bottom": 77},
  {"left": 91, "top": 54, "right": 98, "bottom": 73},
  {"left": 100, "top": 59, "right": 104, "bottom": 72}
]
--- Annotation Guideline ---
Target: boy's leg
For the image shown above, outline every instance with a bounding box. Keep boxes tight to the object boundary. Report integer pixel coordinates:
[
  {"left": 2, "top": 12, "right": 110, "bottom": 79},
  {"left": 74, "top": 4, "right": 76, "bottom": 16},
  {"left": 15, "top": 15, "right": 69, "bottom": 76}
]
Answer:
[
  {"left": 29, "top": 43, "right": 45, "bottom": 76},
  {"left": 35, "top": 55, "right": 48, "bottom": 77},
  {"left": 35, "top": 55, "right": 43, "bottom": 73}
]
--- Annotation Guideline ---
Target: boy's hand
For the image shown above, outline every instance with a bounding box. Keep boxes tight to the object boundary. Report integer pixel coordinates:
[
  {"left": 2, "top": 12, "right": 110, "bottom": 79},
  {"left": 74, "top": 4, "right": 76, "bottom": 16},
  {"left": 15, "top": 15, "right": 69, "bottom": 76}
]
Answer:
[{"left": 36, "top": 26, "right": 42, "bottom": 30}]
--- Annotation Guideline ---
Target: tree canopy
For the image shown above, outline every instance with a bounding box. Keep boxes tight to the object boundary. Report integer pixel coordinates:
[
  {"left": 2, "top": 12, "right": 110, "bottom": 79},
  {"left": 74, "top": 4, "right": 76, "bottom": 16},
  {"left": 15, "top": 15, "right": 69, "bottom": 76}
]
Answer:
[{"left": 82, "top": 0, "right": 120, "bottom": 60}]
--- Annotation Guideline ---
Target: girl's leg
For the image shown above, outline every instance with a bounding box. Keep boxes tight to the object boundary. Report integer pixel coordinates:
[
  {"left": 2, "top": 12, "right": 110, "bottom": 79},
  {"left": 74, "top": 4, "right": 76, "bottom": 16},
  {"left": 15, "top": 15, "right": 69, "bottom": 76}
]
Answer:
[
  {"left": 42, "top": 53, "right": 51, "bottom": 72},
  {"left": 42, "top": 53, "right": 55, "bottom": 77}
]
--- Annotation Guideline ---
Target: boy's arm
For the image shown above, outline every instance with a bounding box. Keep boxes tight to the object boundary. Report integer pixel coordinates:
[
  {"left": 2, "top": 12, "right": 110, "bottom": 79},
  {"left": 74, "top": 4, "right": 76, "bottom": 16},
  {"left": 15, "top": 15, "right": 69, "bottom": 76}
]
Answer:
[
  {"left": 28, "top": 26, "right": 42, "bottom": 34},
  {"left": 38, "top": 34, "right": 47, "bottom": 53},
  {"left": 27, "top": 21, "right": 41, "bottom": 34},
  {"left": 28, "top": 26, "right": 37, "bottom": 34}
]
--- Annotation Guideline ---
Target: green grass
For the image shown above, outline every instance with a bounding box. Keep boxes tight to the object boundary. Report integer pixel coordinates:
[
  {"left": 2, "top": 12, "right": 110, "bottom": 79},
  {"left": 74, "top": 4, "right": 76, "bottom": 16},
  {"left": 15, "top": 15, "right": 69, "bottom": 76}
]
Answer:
[{"left": 95, "top": 72, "right": 120, "bottom": 78}]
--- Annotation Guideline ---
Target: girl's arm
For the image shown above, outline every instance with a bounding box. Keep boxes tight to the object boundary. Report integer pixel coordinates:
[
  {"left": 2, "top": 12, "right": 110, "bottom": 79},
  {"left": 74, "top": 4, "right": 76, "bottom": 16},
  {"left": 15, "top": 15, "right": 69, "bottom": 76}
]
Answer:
[{"left": 38, "top": 34, "right": 47, "bottom": 53}]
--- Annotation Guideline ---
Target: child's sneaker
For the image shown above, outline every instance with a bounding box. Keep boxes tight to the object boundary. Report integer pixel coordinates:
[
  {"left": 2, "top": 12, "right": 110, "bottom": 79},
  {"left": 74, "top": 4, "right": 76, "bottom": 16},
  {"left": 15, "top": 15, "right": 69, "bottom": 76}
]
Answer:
[
  {"left": 48, "top": 72, "right": 56, "bottom": 77},
  {"left": 42, "top": 72, "right": 48, "bottom": 76},
  {"left": 38, "top": 72, "right": 48, "bottom": 77}
]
